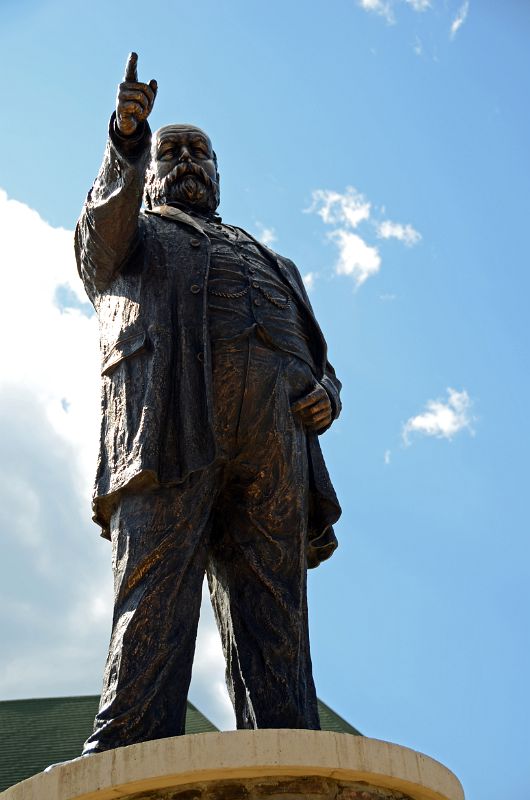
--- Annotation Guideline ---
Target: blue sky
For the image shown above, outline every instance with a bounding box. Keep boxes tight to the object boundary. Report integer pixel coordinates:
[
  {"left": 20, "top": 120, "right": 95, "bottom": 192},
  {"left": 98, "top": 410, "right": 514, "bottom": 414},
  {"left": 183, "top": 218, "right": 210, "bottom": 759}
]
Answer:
[{"left": 1, "top": 2, "right": 529, "bottom": 798}]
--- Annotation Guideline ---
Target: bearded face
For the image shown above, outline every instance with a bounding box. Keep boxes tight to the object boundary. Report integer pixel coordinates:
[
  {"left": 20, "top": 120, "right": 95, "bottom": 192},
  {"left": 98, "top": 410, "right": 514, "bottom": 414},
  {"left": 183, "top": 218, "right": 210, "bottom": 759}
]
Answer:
[{"left": 145, "top": 125, "right": 220, "bottom": 214}]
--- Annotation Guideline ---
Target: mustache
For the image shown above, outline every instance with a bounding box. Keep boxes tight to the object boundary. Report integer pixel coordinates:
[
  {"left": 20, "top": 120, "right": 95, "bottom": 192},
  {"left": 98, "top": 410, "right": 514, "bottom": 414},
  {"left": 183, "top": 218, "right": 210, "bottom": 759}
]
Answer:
[
  {"left": 145, "top": 158, "right": 220, "bottom": 212},
  {"left": 162, "top": 161, "right": 216, "bottom": 193}
]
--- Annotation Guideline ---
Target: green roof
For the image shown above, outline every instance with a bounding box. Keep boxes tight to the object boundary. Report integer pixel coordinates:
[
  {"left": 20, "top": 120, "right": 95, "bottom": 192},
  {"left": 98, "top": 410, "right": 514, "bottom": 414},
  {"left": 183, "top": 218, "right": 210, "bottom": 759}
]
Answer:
[
  {"left": 0, "top": 695, "right": 359, "bottom": 792},
  {"left": 317, "top": 698, "right": 362, "bottom": 736}
]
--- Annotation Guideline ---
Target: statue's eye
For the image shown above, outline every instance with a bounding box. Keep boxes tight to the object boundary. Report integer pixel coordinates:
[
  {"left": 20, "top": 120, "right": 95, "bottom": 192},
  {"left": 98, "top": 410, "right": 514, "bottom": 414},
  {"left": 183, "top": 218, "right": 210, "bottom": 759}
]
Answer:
[{"left": 159, "top": 150, "right": 174, "bottom": 161}]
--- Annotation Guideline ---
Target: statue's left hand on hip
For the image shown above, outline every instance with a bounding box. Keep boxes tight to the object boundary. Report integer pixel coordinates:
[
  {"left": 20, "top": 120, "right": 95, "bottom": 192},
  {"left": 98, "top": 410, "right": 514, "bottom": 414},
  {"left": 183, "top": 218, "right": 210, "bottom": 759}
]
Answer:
[{"left": 291, "top": 384, "right": 332, "bottom": 433}]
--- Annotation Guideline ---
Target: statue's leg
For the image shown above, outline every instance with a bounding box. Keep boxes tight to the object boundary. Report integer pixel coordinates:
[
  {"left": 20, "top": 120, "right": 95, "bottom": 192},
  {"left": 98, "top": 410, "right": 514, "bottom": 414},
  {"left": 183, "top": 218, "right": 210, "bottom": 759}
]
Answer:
[
  {"left": 208, "top": 343, "right": 320, "bottom": 730},
  {"left": 83, "top": 475, "right": 218, "bottom": 753}
]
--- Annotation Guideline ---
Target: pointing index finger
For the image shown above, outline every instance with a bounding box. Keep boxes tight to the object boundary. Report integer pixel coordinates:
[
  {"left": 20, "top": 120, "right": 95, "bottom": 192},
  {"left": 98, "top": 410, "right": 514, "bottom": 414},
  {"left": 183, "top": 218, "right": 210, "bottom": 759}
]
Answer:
[{"left": 124, "top": 51, "right": 138, "bottom": 82}]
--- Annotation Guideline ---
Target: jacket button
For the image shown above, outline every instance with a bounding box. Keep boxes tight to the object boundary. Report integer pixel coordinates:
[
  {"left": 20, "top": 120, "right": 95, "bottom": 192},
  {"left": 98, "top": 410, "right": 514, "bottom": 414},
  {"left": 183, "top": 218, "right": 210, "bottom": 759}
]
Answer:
[
  {"left": 190, "top": 284, "right": 202, "bottom": 294},
  {"left": 253, "top": 298, "right": 261, "bottom": 306},
  {"left": 190, "top": 238, "right": 201, "bottom": 247},
  {"left": 197, "top": 352, "right": 204, "bottom": 362},
  {"left": 252, "top": 282, "right": 259, "bottom": 288}
]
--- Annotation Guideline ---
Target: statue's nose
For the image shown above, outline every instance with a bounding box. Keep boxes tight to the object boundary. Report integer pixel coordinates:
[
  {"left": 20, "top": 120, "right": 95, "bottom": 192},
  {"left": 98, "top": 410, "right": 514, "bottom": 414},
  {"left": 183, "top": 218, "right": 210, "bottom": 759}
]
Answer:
[{"left": 178, "top": 146, "right": 192, "bottom": 162}]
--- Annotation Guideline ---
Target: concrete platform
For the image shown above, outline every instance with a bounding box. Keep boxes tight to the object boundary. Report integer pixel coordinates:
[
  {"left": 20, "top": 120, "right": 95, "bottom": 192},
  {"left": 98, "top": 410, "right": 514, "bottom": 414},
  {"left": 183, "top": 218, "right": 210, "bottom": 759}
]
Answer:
[{"left": 0, "top": 730, "right": 464, "bottom": 800}]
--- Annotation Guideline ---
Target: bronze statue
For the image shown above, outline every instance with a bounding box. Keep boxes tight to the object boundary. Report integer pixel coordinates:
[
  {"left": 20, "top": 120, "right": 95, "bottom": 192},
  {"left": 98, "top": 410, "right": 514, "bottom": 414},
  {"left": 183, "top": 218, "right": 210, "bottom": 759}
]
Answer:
[{"left": 75, "top": 53, "right": 342, "bottom": 754}]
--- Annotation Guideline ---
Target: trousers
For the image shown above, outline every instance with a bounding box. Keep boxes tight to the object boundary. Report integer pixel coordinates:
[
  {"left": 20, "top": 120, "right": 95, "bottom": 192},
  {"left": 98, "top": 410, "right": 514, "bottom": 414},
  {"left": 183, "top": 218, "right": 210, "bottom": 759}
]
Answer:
[{"left": 83, "top": 333, "right": 320, "bottom": 753}]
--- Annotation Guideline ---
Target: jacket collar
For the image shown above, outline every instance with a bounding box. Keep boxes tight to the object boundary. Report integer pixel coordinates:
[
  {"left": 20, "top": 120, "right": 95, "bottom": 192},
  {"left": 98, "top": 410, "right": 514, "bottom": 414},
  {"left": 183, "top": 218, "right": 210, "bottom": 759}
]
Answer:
[{"left": 145, "top": 204, "right": 207, "bottom": 236}]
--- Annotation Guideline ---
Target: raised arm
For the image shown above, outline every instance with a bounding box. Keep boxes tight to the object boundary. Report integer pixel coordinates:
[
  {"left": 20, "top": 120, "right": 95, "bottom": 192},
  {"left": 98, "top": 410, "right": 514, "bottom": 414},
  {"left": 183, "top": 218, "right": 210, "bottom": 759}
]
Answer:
[{"left": 75, "top": 53, "right": 158, "bottom": 300}]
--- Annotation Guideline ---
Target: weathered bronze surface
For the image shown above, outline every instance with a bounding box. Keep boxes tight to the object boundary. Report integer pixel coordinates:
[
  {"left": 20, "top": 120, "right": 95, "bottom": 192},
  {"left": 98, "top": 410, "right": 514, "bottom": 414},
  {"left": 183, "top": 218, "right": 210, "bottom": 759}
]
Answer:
[{"left": 75, "top": 53, "right": 342, "bottom": 753}]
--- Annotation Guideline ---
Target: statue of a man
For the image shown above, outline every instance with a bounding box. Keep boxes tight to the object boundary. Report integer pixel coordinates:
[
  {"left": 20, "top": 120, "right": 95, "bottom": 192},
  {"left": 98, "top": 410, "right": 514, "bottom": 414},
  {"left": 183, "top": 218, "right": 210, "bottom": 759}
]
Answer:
[{"left": 76, "top": 53, "right": 342, "bottom": 754}]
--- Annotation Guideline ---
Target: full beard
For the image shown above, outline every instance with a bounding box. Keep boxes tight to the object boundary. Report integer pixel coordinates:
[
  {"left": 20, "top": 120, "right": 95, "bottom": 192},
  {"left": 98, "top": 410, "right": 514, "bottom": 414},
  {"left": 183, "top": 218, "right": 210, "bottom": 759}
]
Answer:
[
  {"left": 172, "top": 174, "right": 212, "bottom": 209},
  {"left": 145, "top": 162, "right": 219, "bottom": 213}
]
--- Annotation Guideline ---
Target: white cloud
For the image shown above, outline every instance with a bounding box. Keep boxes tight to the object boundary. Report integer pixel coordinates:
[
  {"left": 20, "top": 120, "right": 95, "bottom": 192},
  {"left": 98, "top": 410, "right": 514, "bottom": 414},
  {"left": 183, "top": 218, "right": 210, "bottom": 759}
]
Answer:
[
  {"left": 402, "top": 388, "right": 475, "bottom": 445},
  {"left": 307, "top": 186, "right": 420, "bottom": 287},
  {"left": 357, "top": 0, "right": 395, "bottom": 24},
  {"left": 450, "top": 1, "right": 470, "bottom": 39},
  {"left": 384, "top": 450, "right": 392, "bottom": 465},
  {"left": 0, "top": 386, "right": 112, "bottom": 700},
  {"left": 308, "top": 187, "right": 371, "bottom": 229},
  {"left": 254, "top": 222, "right": 277, "bottom": 247},
  {"left": 303, "top": 272, "right": 316, "bottom": 291},
  {"left": 0, "top": 190, "right": 111, "bottom": 699},
  {"left": 330, "top": 229, "right": 381, "bottom": 287},
  {"left": 377, "top": 219, "right": 422, "bottom": 246},
  {"left": 0, "top": 190, "right": 100, "bottom": 494},
  {"left": 0, "top": 189, "right": 231, "bottom": 728}
]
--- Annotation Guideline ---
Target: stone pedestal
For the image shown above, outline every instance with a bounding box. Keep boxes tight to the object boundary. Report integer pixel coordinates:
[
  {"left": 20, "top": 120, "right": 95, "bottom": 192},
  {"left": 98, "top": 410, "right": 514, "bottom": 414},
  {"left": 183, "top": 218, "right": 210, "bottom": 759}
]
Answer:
[{"left": 0, "top": 730, "right": 464, "bottom": 800}]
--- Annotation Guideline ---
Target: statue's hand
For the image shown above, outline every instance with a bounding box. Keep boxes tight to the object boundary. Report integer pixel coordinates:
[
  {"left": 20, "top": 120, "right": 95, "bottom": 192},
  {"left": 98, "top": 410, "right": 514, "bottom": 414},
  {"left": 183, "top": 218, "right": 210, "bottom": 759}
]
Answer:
[
  {"left": 291, "top": 384, "right": 332, "bottom": 433},
  {"left": 116, "top": 52, "right": 157, "bottom": 137}
]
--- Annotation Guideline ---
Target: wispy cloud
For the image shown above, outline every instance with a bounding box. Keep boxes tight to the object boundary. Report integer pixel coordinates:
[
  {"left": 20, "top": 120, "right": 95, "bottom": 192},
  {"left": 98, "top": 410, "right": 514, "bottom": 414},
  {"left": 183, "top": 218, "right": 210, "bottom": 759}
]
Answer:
[
  {"left": 358, "top": 0, "right": 467, "bottom": 53},
  {"left": 358, "top": 0, "right": 431, "bottom": 24},
  {"left": 405, "top": 0, "right": 431, "bottom": 10},
  {"left": 358, "top": 0, "right": 395, "bottom": 25},
  {"left": 384, "top": 449, "right": 392, "bottom": 465},
  {"left": 307, "top": 186, "right": 420, "bottom": 288},
  {"left": 450, "top": 1, "right": 470, "bottom": 39},
  {"left": 413, "top": 36, "right": 424, "bottom": 56},
  {"left": 377, "top": 220, "right": 421, "bottom": 246},
  {"left": 255, "top": 222, "right": 277, "bottom": 247},
  {"left": 402, "top": 388, "right": 475, "bottom": 445}
]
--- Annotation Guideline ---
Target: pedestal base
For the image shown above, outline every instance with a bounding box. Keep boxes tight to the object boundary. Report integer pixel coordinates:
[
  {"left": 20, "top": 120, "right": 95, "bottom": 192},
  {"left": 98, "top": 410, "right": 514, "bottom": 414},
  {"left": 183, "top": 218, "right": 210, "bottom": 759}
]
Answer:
[{"left": 0, "top": 730, "right": 464, "bottom": 800}]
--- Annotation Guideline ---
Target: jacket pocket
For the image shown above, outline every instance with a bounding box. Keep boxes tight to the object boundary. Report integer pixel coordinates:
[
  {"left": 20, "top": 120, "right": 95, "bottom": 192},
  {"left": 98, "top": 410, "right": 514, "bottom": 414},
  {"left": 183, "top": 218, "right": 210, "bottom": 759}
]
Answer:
[{"left": 101, "top": 331, "right": 149, "bottom": 376}]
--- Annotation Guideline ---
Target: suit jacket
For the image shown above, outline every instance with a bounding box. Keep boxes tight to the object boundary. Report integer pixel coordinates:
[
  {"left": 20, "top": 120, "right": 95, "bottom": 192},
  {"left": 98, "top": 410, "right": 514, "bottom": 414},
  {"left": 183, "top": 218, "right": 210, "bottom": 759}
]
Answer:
[{"left": 75, "top": 117, "right": 342, "bottom": 567}]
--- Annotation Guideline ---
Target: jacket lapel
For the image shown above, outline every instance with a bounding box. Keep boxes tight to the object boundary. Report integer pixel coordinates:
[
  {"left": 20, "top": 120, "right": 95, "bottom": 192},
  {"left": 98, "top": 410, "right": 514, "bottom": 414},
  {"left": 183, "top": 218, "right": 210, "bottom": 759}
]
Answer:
[{"left": 146, "top": 204, "right": 207, "bottom": 236}]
